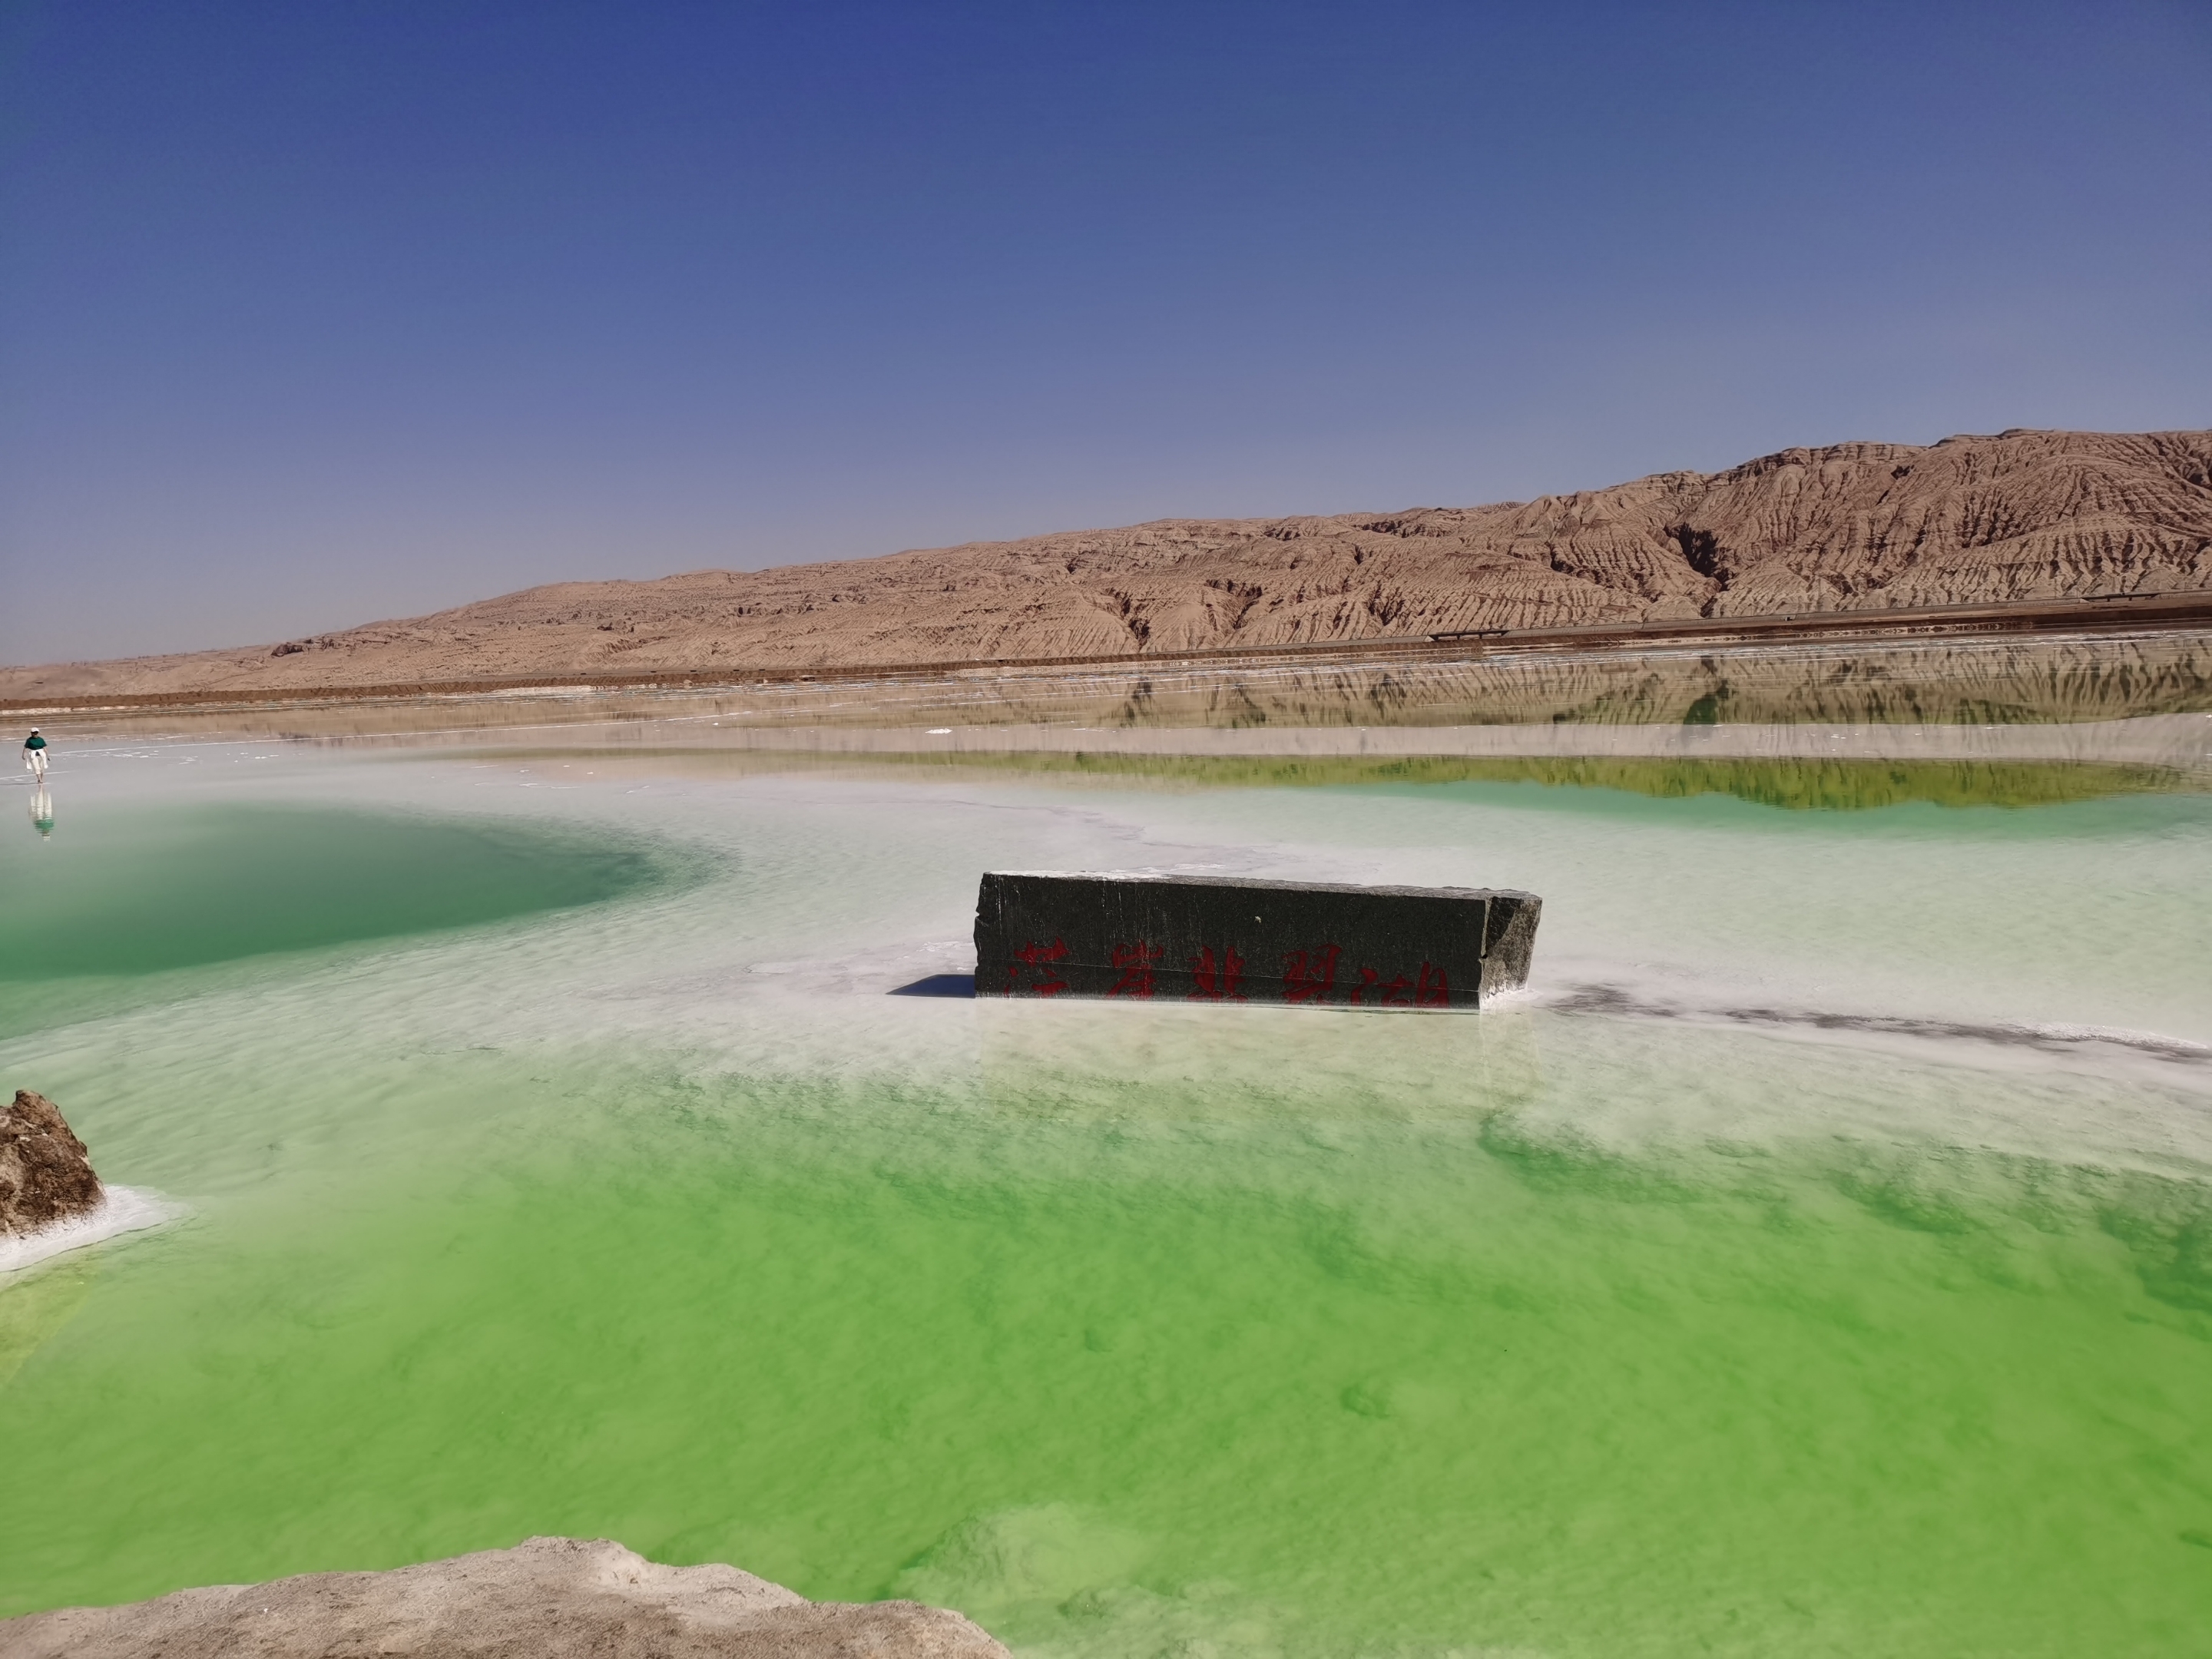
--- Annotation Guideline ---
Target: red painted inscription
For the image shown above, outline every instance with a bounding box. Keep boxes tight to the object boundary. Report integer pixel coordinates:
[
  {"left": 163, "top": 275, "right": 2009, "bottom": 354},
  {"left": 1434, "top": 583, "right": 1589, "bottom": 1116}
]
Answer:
[
  {"left": 1110, "top": 941, "right": 1163, "bottom": 998},
  {"left": 1188, "top": 945, "right": 1247, "bottom": 1001},
  {"left": 1282, "top": 944, "right": 1343, "bottom": 1003},
  {"left": 1008, "top": 937, "right": 1071, "bottom": 996}
]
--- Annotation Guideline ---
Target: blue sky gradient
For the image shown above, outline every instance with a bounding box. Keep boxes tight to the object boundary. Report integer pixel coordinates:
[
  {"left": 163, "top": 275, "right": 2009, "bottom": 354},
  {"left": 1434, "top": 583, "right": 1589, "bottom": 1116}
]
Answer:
[{"left": 4, "top": 0, "right": 2207, "bottom": 662}]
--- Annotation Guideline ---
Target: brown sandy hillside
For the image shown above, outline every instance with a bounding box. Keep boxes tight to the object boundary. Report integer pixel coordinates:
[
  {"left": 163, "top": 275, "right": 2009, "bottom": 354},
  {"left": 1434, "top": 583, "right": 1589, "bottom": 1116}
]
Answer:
[{"left": 11, "top": 428, "right": 2210, "bottom": 697}]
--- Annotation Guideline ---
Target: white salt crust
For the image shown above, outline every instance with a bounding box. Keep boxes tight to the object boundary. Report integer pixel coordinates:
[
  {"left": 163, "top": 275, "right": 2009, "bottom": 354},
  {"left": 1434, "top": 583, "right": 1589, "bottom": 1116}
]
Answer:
[{"left": 0, "top": 1187, "right": 181, "bottom": 1278}]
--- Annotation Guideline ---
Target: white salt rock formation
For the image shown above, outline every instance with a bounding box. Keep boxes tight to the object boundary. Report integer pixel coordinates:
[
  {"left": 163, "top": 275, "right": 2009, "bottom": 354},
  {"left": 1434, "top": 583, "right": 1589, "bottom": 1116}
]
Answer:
[{"left": 0, "top": 1535, "right": 1013, "bottom": 1658}]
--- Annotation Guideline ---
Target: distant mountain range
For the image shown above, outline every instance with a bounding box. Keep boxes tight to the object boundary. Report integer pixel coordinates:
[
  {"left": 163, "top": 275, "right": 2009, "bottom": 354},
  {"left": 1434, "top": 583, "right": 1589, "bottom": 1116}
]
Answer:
[{"left": 9, "top": 428, "right": 2209, "bottom": 697}]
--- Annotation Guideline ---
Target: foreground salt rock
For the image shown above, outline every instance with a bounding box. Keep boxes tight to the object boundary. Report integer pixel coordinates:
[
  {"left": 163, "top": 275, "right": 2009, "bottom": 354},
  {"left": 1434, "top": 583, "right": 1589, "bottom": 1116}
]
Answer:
[
  {"left": 0, "top": 1091, "right": 103, "bottom": 1239},
  {"left": 0, "top": 1535, "right": 1012, "bottom": 1658}
]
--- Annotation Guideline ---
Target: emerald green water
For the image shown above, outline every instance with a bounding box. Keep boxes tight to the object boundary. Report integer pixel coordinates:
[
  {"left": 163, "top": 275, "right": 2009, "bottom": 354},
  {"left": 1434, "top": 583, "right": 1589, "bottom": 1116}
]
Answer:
[
  {"left": 0, "top": 806, "right": 658, "bottom": 978},
  {"left": 0, "top": 803, "right": 666, "bottom": 1038},
  {"left": 2, "top": 748, "right": 2209, "bottom": 1655}
]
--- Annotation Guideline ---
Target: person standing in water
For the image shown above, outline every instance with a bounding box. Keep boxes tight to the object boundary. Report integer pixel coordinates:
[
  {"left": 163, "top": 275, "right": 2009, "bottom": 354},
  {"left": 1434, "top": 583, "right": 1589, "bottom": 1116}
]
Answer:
[{"left": 22, "top": 728, "right": 48, "bottom": 779}]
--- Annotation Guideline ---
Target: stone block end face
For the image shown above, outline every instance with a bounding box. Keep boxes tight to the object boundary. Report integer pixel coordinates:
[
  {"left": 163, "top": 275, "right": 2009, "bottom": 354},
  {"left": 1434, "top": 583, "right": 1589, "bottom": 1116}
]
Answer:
[
  {"left": 975, "top": 873, "right": 1539, "bottom": 1010},
  {"left": 1478, "top": 892, "right": 1541, "bottom": 995}
]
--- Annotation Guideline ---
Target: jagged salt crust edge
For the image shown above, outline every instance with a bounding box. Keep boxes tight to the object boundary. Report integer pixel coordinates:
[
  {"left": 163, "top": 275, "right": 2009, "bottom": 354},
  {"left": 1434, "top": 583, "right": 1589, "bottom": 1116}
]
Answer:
[{"left": 0, "top": 1187, "right": 183, "bottom": 1277}]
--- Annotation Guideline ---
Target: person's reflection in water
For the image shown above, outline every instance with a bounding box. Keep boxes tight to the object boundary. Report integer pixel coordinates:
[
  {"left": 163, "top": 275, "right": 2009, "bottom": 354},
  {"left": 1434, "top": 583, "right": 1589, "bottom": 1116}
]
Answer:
[{"left": 29, "top": 786, "right": 53, "bottom": 839}]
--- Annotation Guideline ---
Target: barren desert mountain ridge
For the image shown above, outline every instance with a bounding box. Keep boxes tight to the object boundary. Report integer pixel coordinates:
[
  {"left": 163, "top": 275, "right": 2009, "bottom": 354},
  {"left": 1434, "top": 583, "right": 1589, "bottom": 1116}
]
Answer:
[{"left": 10, "top": 427, "right": 2209, "bottom": 699}]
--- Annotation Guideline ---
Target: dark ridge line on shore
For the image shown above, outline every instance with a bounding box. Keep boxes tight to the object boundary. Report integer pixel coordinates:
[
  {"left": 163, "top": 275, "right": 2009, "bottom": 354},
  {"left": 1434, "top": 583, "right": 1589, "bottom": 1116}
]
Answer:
[
  {"left": 1554, "top": 982, "right": 2212, "bottom": 1068},
  {"left": 8, "top": 591, "right": 2209, "bottom": 717}
]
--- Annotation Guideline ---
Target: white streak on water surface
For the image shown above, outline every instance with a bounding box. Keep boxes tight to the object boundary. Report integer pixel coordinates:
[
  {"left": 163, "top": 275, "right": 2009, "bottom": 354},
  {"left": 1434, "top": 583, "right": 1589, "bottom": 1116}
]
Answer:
[{"left": 0, "top": 1187, "right": 182, "bottom": 1279}]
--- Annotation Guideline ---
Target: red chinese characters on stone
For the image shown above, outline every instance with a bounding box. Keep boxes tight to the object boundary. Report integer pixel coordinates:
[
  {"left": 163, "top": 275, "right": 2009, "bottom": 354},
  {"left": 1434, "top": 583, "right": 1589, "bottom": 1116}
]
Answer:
[
  {"left": 1004, "top": 935, "right": 1452, "bottom": 1006},
  {"left": 1007, "top": 937, "right": 1071, "bottom": 996},
  {"left": 1188, "top": 945, "right": 1247, "bottom": 1001},
  {"left": 1347, "top": 961, "right": 1449, "bottom": 1006},
  {"left": 1110, "top": 941, "right": 1163, "bottom": 998},
  {"left": 1281, "top": 944, "right": 1343, "bottom": 1003}
]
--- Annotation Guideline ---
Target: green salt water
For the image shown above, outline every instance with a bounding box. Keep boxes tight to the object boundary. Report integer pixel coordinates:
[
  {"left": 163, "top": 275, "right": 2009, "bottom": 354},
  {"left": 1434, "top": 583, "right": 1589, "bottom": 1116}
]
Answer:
[
  {"left": 0, "top": 803, "right": 669, "bottom": 1037},
  {"left": 2, "top": 728, "right": 2209, "bottom": 1657}
]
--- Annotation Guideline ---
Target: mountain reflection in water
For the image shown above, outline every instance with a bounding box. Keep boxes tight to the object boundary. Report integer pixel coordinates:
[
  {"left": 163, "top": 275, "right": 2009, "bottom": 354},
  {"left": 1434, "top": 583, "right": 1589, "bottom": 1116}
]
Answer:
[
  {"left": 22, "top": 632, "right": 2210, "bottom": 811},
  {"left": 26, "top": 633, "right": 2212, "bottom": 745}
]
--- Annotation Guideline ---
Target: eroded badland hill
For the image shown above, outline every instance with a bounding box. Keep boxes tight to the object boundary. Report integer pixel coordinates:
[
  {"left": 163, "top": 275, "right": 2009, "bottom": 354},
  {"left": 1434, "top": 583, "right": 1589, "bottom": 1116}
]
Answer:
[{"left": 11, "top": 428, "right": 2210, "bottom": 697}]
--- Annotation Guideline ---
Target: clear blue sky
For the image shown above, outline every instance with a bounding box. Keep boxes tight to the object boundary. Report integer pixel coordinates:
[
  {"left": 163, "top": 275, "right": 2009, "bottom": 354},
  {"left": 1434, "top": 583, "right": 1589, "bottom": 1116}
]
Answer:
[{"left": 4, "top": 1, "right": 2207, "bottom": 664}]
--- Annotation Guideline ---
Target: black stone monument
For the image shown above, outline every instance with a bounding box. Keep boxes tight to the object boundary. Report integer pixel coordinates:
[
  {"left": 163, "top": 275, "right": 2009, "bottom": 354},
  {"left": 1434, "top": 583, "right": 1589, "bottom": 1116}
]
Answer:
[{"left": 974, "top": 873, "right": 1540, "bottom": 1008}]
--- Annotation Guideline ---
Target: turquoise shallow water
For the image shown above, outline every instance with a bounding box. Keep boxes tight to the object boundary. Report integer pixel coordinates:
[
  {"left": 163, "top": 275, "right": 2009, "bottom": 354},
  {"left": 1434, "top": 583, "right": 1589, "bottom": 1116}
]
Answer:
[
  {"left": 0, "top": 802, "right": 667, "bottom": 1037},
  {"left": 2, "top": 740, "right": 2209, "bottom": 1656},
  {"left": 0, "top": 804, "right": 660, "bottom": 979}
]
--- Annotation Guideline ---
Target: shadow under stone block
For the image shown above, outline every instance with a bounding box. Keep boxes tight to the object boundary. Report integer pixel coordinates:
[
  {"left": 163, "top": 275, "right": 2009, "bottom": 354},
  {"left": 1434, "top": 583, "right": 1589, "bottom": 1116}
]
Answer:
[
  {"left": 889, "top": 972, "right": 979, "bottom": 998},
  {"left": 975, "top": 873, "right": 1540, "bottom": 1009}
]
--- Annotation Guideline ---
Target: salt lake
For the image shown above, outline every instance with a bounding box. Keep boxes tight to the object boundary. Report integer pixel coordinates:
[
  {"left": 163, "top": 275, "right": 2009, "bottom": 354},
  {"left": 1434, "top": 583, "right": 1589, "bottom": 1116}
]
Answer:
[{"left": 3, "top": 635, "right": 2209, "bottom": 1657}]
